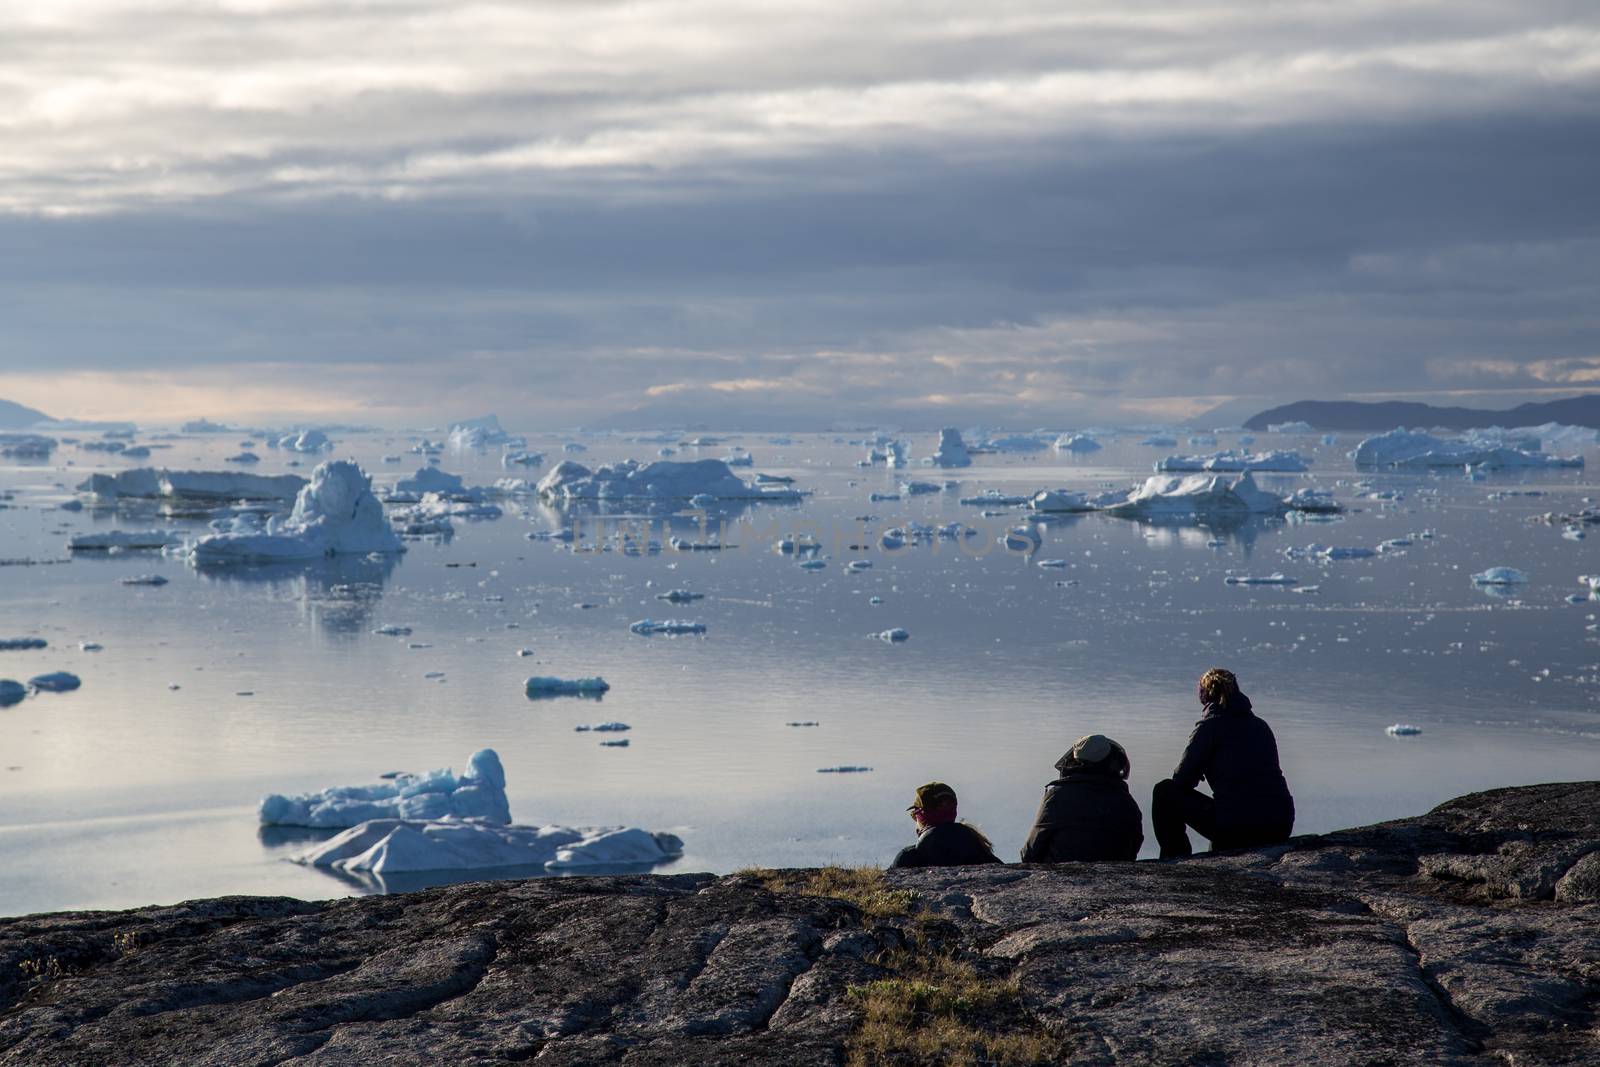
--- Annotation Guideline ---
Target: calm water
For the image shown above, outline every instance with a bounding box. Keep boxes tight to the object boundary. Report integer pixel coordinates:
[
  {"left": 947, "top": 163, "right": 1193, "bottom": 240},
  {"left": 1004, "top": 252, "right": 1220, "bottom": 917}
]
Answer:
[{"left": 2, "top": 428, "right": 1597, "bottom": 916}]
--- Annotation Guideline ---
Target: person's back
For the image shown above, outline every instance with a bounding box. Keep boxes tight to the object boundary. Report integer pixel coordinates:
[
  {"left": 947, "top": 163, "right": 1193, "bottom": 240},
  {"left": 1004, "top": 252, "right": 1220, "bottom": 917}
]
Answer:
[
  {"left": 1021, "top": 734, "right": 1143, "bottom": 863},
  {"left": 891, "top": 821, "right": 1002, "bottom": 868},
  {"left": 888, "top": 780, "right": 1003, "bottom": 869}
]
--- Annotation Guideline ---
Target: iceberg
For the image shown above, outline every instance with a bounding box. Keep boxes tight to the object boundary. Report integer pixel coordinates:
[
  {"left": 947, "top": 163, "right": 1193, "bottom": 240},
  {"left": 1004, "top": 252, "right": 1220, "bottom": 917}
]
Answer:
[
  {"left": 0, "top": 638, "right": 47, "bottom": 651},
  {"left": 448, "top": 415, "right": 514, "bottom": 450},
  {"left": 1100, "top": 471, "right": 1287, "bottom": 519},
  {"left": 1472, "top": 567, "right": 1528, "bottom": 586},
  {"left": 224, "top": 452, "right": 260, "bottom": 464},
  {"left": 1386, "top": 724, "right": 1423, "bottom": 736},
  {"left": 119, "top": 574, "right": 168, "bottom": 586},
  {"left": 188, "top": 460, "right": 404, "bottom": 563},
  {"left": 278, "top": 429, "right": 332, "bottom": 453},
  {"left": 1139, "top": 435, "right": 1178, "bottom": 447},
  {"left": 1352, "top": 428, "right": 1582, "bottom": 470},
  {"left": 502, "top": 450, "right": 544, "bottom": 468},
  {"left": 525, "top": 676, "right": 610, "bottom": 697},
  {"left": 875, "top": 628, "right": 910, "bottom": 642},
  {"left": 260, "top": 749, "right": 510, "bottom": 828},
  {"left": 293, "top": 819, "right": 683, "bottom": 874},
  {"left": 392, "top": 466, "right": 471, "bottom": 498},
  {"left": 1028, "top": 489, "right": 1095, "bottom": 513},
  {"left": 981, "top": 434, "right": 1051, "bottom": 453},
  {"left": 28, "top": 671, "right": 81, "bottom": 692},
  {"left": 1155, "top": 450, "right": 1310, "bottom": 473},
  {"left": 928, "top": 428, "right": 972, "bottom": 468},
  {"left": 629, "top": 619, "right": 707, "bottom": 636},
  {"left": 901, "top": 480, "right": 942, "bottom": 495},
  {"left": 77, "top": 469, "right": 307, "bottom": 503},
  {"left": 1054, "top": 434, "right": 1102, "bottom": 454},
  {"left": 0, "top": 680, "right": 25, "bottom": 706},
  {"left": 959, "top": 490, "right": 1029, "bottom": 506},
  {"left": 656, "top": 589, "right": 704, "bottom": 603},
  {"left": 574, "top": 722, "right": 630, "bottom": 732},
  {"left": 0, "top": 433, "right": 56, "bottom": 458},
  {"left": 1224, "top": 574, "right": 1299, "bottom": 586},
  {"left": 1002, "top": 525, "right": 1042, "bottom": 552},
  {"left": 67, "top": 530, "right": 181, "bottom": 551},
  {"left": 537, "top": 458, "right": 801, "bottom": 503},
  {"left": 1268, "top": 421, "right": 1314, "bottom": 433},
  {"left": 1285, "top": 487, "right": 1341, "bottom": 513}
]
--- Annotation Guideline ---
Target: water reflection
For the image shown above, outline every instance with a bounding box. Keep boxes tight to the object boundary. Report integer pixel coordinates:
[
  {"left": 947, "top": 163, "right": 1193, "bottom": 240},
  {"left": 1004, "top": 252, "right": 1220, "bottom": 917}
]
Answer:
[
  {"left": 192, "top": 554, "right": 400, "bottom": 637},
  {"left": 307, "top": 859, "right": 682, "bottom": 896}
]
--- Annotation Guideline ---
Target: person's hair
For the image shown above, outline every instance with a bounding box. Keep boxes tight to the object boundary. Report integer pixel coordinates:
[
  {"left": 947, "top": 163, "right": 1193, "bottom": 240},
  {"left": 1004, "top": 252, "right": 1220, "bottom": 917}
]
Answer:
[
  {"left": 960, "top": 821, "right": 994, "bottom": 851},
  {"left": 1199, "top": 667, "right": 1242, "bottom": 708}
]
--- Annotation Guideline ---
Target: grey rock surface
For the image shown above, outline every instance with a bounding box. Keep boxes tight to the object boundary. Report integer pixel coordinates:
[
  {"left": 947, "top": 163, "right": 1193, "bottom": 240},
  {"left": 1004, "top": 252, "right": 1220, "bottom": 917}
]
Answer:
[{"left": 2, "top": 782, "right": 1596, "bottom": 1065}]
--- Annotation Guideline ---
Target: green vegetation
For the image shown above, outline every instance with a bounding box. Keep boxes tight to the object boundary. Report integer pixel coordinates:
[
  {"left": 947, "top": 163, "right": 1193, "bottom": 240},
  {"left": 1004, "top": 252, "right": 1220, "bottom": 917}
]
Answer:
[{"left": 739, "top": 865, "right": 921, "bottom": 919}]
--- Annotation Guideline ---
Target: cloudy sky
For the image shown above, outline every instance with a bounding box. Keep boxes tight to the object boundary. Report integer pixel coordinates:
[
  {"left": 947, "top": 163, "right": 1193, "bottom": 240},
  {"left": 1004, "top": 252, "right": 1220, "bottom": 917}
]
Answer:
[{"left": 1, "top": 1, "right": 1597, "bottom": 428}]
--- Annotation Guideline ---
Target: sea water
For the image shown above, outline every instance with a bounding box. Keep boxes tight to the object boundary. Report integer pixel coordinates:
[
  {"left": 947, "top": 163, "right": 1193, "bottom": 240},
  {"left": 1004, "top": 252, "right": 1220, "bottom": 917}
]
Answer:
[{"left": 2, "top": 429, "right": 1597, "bottom": 915}]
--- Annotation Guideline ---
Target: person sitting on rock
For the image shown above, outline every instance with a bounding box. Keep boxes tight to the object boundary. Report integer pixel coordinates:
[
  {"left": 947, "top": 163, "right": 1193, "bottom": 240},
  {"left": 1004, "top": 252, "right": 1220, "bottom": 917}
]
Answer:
[
  {"left": 1153, "top": 667, "right": 1296, "bottom": 858},
  {"left": 1020, "top": 734, "right": 1144, "bottom": 862},
  {"left": 889, "top": 781, "right": 1002, "bottom": 868}
]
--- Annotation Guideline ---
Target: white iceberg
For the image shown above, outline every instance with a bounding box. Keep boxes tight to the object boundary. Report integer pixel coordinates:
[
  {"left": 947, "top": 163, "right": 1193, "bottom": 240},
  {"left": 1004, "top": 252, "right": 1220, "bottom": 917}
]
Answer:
[
  {"left": 1285, "top": 487, "right": 1342, "bottom": 513},
  {"left": 629, "top": 619, "right": 707, "bottom": 636},
  {"left": 1352, "top": 428, "right": 1582, "bottom": 470},
  {"left": 981, "top": 434, "right": 1052, "bottom": 453},
  {"left": 119, "top": 574, "right": 168, "bottom": 586},
  {"left": 293, "top": 820, "right": 682, "bottom": 874},
  {"left": 928, "top": 428, "right": 972, "bottom": 468},
  {"left": 225, "top": 452, "right": 260, "bottom": 464},
  {"left": 1472, "top": 567, "right": 1528, "bottom": 585},
  {"left": 67, "top": 530, "right": 181, "bottom": 551},
  {"left": 502, "top": 450, "right": 544, "bottom": 468},
  {"left": 259, "top": 748, "right": 510, "bottom": 828},
  {"left": 393, "top": 466, "right": 470, "bottom": 498},
  {"left": 526, "top": 675, "right": 610, "bottom": 697},
  {"left": 1053, "top": 434, "right": 1102, "bottom": 454},
  {"left": 875, "top": 628, "right": 910, "bottom": 642},
  {"left": 1028, "top": 489, "right": 1095, "bottom": 513},
  {"left": 447, "top": 415, "right": 514, "bottom": 449},
  {"left": 1268, "top": 421, "right": 1314, "bottom": 433},
  {"left": 78, "top": 468, "right": 308, "bottom": 503},
  {"left": 574, "top": 722, "right": 630, "bottom": 732},
  {"left": 0, "top": 433, "right": 56, "bottom": 458},
  {"left": 537, "top": 459, "right": 802, "bottom": 503},
  {"left": 1139, "top": 435, "right": 1178, "bottom": 447},
  {"left": 278, "top": 429, "right": 332, "bottom": 453},
  {"left": 1224, "top": 573, "right": 1299, "bottom": 586},
  {"left": 189, "top": 460, "right": 404, "bottom": 563},
  {"left": 1100, "top": 471, "right": 1287, "bottom": 519},
  {"left": 901, "top": 480, "right": 942, "bottom": 495},
  {"left": 1002, "top": 525, "right": 1042, "bottom": 552},
  {"left": 1155, "top": 450, "right": 1309, "bottom": 473},
  {"left": 1386, "top": 724, "right": 1423, "bottom": 736}
]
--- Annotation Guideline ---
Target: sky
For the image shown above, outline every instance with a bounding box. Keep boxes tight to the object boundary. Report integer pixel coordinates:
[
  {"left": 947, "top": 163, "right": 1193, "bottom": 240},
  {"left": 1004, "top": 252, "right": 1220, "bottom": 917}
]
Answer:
[{"left": 1, "top": 1, "right": 1598, "bottom": 428}]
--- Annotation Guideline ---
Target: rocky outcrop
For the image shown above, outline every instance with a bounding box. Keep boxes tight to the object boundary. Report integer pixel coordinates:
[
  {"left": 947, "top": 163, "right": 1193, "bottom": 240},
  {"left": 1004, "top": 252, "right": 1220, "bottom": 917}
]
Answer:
[{"left": 2, "top": 782, "right": 1596, "bottom": 1065}]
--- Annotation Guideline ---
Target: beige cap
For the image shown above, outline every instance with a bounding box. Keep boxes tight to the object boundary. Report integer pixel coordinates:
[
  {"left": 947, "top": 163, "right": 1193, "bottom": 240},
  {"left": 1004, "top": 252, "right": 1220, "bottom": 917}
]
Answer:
[{"left": 1070, "top": 734, "right": 1114, "bottom": 763}]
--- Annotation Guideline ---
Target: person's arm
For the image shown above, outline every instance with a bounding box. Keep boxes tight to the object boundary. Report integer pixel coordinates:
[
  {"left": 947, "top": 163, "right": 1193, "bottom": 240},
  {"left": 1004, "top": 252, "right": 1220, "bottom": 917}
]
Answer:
[
  {"left": 888, "top": 844, "right": 919, "bottom": 869},
  {"left": 1019, "top": 789, "right": 1056, "bottom": 862},
  {"left": 1171, "top": 719, "right": 1218, "bottom": 790}
]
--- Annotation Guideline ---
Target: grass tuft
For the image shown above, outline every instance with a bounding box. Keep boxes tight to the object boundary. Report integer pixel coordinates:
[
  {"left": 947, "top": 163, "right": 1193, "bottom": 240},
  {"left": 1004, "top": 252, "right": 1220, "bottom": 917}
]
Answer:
[{"left": 742, "top": 865, "right": 920, "bottom": 919}]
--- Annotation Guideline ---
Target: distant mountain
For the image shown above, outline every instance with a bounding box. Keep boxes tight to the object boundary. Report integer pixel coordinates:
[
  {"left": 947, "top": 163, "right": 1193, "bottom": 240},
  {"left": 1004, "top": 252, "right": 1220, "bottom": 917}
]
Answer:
[
  {"left": 0, "top": 397, "right": 51, "bottom": 429},
  {"left": 1243, "top": 396, "right": 1600, "bottom": 432}
]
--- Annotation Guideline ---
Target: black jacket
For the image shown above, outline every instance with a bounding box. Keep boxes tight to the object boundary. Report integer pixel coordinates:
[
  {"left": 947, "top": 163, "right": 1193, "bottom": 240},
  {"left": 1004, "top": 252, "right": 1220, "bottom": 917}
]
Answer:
[
  {"left": 1172, "top": 696, "right": 1295, "bottom": 831},
  {"left": 1020, "top": 769, "right": 1143, "bottom": 862},
  {"left": 889, "top": 822, "right": 1002, "bottom": 869}
]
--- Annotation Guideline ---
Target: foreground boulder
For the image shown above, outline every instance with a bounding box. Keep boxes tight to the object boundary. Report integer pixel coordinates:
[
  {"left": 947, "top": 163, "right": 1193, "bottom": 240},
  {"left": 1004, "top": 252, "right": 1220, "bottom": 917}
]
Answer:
[{"left": 1, "top": 782, "right": 1596, "bottom": 1065}]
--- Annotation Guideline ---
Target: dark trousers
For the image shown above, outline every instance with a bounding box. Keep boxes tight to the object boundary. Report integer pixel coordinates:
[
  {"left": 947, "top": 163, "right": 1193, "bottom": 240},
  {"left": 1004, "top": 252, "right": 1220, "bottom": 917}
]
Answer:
[{"left": 1152, "top": 779, "right": 1292, "bottom": 858}]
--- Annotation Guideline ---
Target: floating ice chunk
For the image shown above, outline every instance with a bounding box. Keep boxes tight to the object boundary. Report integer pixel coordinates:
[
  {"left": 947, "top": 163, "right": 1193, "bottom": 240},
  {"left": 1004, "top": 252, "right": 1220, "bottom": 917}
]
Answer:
[
  {"left": 928, "top": 428, "right": 972, "bottom": 468},
  {"left": 875, "top": 628, "right": 910, "bottom": 642},
  {"left": 1321, "top": 433, "right": 1339, "bottom": 445},
  {"left": 372, "top": 624, "right": 413, "bottom": 636},
  {"left": 817, "top": 766, "right": 873, "bottom": 773},
  {"left": 526, "top": 676, "right": 610, "bottom": 697},
  {"left": 393, "top": 466, "right": 468, "bottom": 497},
  {"left": 725, "top": 452, "right": 753, "bottom": 467},
  {"left": 1579, "top": 575, "right": 1600, "bottom": 592},
  {"left": 1101, "top": 471, "right": 1287, "bottom": 519},
  {"left": 538, "top": 458, "right": 801, "bottom": 503},
  {"left": 901, "top": 480, "right": 942, "bottom": 495},
  {"left": 1472, "top": 567, "right": 1528, "bottom": 585},
  {"left": 980, "top": 434, "right": 1052, "bottom": 453},
  {"left": 754, "top": 473, "right": 794, "bottom": 484},
  {"left": 629, "top": 619, "right": 706, "bottom": 636},
  {"left": 1036, "top": 558, "right": 1069, "bottom": 568},
  {"left": 225, "top": 452, "right": 260, "bottom": 464},
  {"left": 119, "top": 574, "right": 168, "bottom": 586},
  {"left": 656, "top": 589, "right": 705, "bottom": 603},
  {"left": 1224, "top": 573, "right": 1298, "bottom": 586},
  {"left": 1268, "top": 421, "right": 1314, "bottom": 433},
  {"left": 67, "top": 529, "right": 181, "bottom": 551},
  {"left": 1319, "top": 546, "right": 1377, "bottom": 560},
  {"left": 575, "top": 722, "right": 630, "bottom": 732},
  {"left": 1155, "top": 450, "right": 1309, "bottom": 473},
  {"left": 78, "top": 642, "right": 103, "bottom": 652},
  {"left": 190, "top": 460, "right": 404, "bottom": 563},
  {"left": 1053, "top": 433, "right": 1102, "bottom": 453},
  {"left": 1352, "top": 428, "right": 1582, "bottom": 469},
  {"left": 502, "top": 450, "right": 544, "bottom": 468},
  {"left": 293, "top": 818, "right": 682, "bottom": 874},
  {"left": 1029, "top": 489, "right": 1093, "bottom": 513},
  {"left": 279, "top": 429, "right": 332, "bottom": 453},
  {"left": 847, "top": 560, "right": 873, "bottom": 572},
  {"left": 798, "top": 559, "right": 827, "bottom": 570},
  {"left": 0, "top": 638, "right": 47, "bottom": 651},
  {"left": 0, "top": 433, "right": 57, "bottom": 457},
  {"left": 786, "top": 720, "right": 820, "bottom": 727},
  {"left": 936, "top": 522, "right": 975, "bottom": 539},
  {"left": 447, "top": 415, "right": 514, "bottom": 449},
  {"left": 28, "top": 671, "right": 81, "bottom": 692},
  {"left": 1386, "top": 724, "right": 1423, "bottom": 736},
  {"left": 1139, "top": 435, "right": 1178, "bottom": 447},
  {"left": 689, "top": 492, "right": 718, "bottom": 507},
  {"left": 1285, "top": 487, "right": 1342, "bottom": 513},
  {"left": 78, "top": 469, "right": 306, "bottom": 503},
  {"left": 868, "top": 492, "right": 900, "bottom": 502},
  {"left": 0, "top": 680, "right": 25, "bottom": 706},
  {"left": 598, "top": 739, "right": 629, "bottom": 748},
  {"left": 879, "top": 528, "right": 906, "bottom": 550},
  {"left": 1377, "top": 538, "right": 1412, "bottom": 553},
  {"left": 260, "top": 749, "right": 510, "bottom": 828}
]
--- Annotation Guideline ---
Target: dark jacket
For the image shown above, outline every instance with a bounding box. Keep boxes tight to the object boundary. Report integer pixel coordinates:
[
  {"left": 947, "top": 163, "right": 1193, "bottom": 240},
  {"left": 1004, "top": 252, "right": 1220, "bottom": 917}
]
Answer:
[
  {"left": 1172, "top": 695, "right": 1294, "bottom": 832},
  {"left": 889, "top": 822, "right": 1002, "bottom": 869},
  {"left": 1020, "top": 769, "right": 1144, "bottom": 862}
]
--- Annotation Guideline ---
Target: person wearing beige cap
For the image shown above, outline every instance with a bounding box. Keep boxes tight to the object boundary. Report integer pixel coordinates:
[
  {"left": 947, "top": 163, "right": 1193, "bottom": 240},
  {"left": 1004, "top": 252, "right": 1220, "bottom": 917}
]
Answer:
[
  {"left": 1019, "top": 734, "right": 1144, "bottom": 862},
  {"left": 888, "top": 781, "right": 1002, "bottom": 869}
]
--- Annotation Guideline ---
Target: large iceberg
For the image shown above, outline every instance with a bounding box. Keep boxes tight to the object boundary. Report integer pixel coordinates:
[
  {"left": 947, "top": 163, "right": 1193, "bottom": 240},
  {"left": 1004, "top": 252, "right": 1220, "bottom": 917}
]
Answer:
[
  {"left": 1099, "top": 471, "right": 1288, "bottom": 519},
  {"left": 448, "top": 415, "right": 516, "bottom": 450},
  {"left": 78, "top": 469, "right": 307, "bottom": 503},
  {"left": 67, "top": 529, "right": 182, "bottom": 550},
  {"left": 1156, "top": 450, "right": 1310, "bottom": 473},
  {"left": 276, "top": 429, "right": 332, "bottom": 453},
  {"left": 189, "top": 460, "right": 404, "bottom": 563},
  {"left": 537, "top": 459, "right": 801, "bottom": 503},
  {"left": 980, "top": 434, "right": 1052, "bottom": 453},
  {"left": 293, "top": 819, "right": 683, "bottom": 874},
  {"left": 1029, "top": 489, "right": 1097, "bottom": 513},
  {"left": 1352, "top": 429, "right": 1582, "bottom": 470},
  {"left": 928, "top": 428, "right": 972, "bottom": 468},
  {"left": 259, "top": 748, "right": 510, "bottom": 828},
  {"left": 1054, "top": 434, "right": 1102, "bottom": 454}
]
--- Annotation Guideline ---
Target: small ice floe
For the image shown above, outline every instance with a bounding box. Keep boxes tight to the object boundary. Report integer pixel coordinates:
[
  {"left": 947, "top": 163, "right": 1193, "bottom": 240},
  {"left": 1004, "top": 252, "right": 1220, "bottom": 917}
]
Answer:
[
  {"left": 278, "top": 429, "right": 332, "bottom": 453},
  {"left": 1377, "top": 538, "right": 1412, "bottom": 553},
  {"left": 868, "top": 596, "right": 883, "bottom": 604},
  {"left": 901, "top": 480, "right": 942, "bottom": 495},
  {"left": 119, "top": 574, "right": 168, "bottom": 586},
  {"left": 0, "top": 638, "right": 47, "bottom": 651},
  {"left": 669, "top": 536, "right": 726, "bottom": 551},
  {"left": 78, "top": 642, "right": 103, "bottom": 652},
  {"left": 928, "top": 427, "right": 972, "bottom": 468},
  {"left": 424, "top": 671, "right": 446, "bottom": 680},
  {"left": 1054, "top": 433, "right": 1102, "bottom": 453},
  {"left": 847, "top": 560, "right": 873, "bottom": 572},
  {"left": 875, "top": 628, "right": 910, "bottom": 642},
  {"left": 0, "top": 680, "right": 26, "bottom": 706},
  {"left": 526, "top": 676, "right": 610, "bottom": 698},
  {"left": 725, "top": 452, "right": 754, "bottom": 467},
  {"left": 225, "top": 452, "right": 260, "bottom": 464},
  {"left": 1028, "top": 489, "right": 1094, "bottom": 513},
  {"left": 868, "top": 492, "right": 900, "bottom": 502},
  {"left": 799, "top": 559, "right": 827, "bottom": 570},
  {"left": 1036, "top": 558, "right": 1069, "bottom": 568},
  {"left": 502, "top": 450, "right": 544, "bottom": 468},
  {"left": 1563, "top": 525, "right": 1586, "bottom": 541},
  {"left": 1319, "top": 546, "right": 1377, "bottom": 560},
  {"left": 260, "top": 749, "right": 510, "bottom": 828},
  {"left": 1140, "top": 435, "right": 1178, "bottom": 447},
  {"left": 28, "top": 671, "right": 81, "bottom": 693},
  {"left": 786, "top": 721, "right": 820, "bottom": 727},
  {"left": 656, "top": 589, "right": 705, "bottom": 603},
  {"left": 629, "top": 619, "right": 707, "bottom": 636},
  {"left": 599, "top": 738, "right": 630, "bottom": 747},
  {"left": 1224, "top": 573, "right": 1298, "bottom": 586},
  {"left": 754, "top": 473, "right": 794, "bottom": 484},
  {"left": 538, "top": 458, "right": 801, "bottom": 503},
  {"left": 1352, "top": 428, "right": 1582, "bottom": 470},
  {"left": 879, "top": 528, "right": 906, "bottom": 550},
  {"left": 372, "top": 624, "right": 413, "bottom": 637},
  {"left": 575, "top": 722, "right": 630, "bottom": 733},
  {"left": 68, "top": 530, "right": 181, "bottom": 551},
  {"left": 937, "top": 522, "right": 975, "bottom": 540},
  {"left": 817, "top": 765, "right": 873, "bottom": 773},
  {"left": 1472, "top": 567, "right": 1528, "bottom": 586},
  {"left": 960, "top": 490, "right": 1029, "bottom": 507},
  {"left": 293, "top": 820, "right": 683, "bottom": 874},
  {"left": 1385, "top": 724, "right": 1423, "bottom": 736},
  {"left": 516, "top": 648, "right": 535, "bottom": 657},
  {"left": 1579, "top": 575, "right": 1600, "bottom": 593}
]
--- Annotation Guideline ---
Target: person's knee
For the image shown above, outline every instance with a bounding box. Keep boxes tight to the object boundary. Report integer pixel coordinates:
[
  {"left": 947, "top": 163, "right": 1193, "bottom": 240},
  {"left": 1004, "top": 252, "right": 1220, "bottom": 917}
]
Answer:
[{"left": 1151, "top": 778, "right": 1179, "bottom": 805}]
